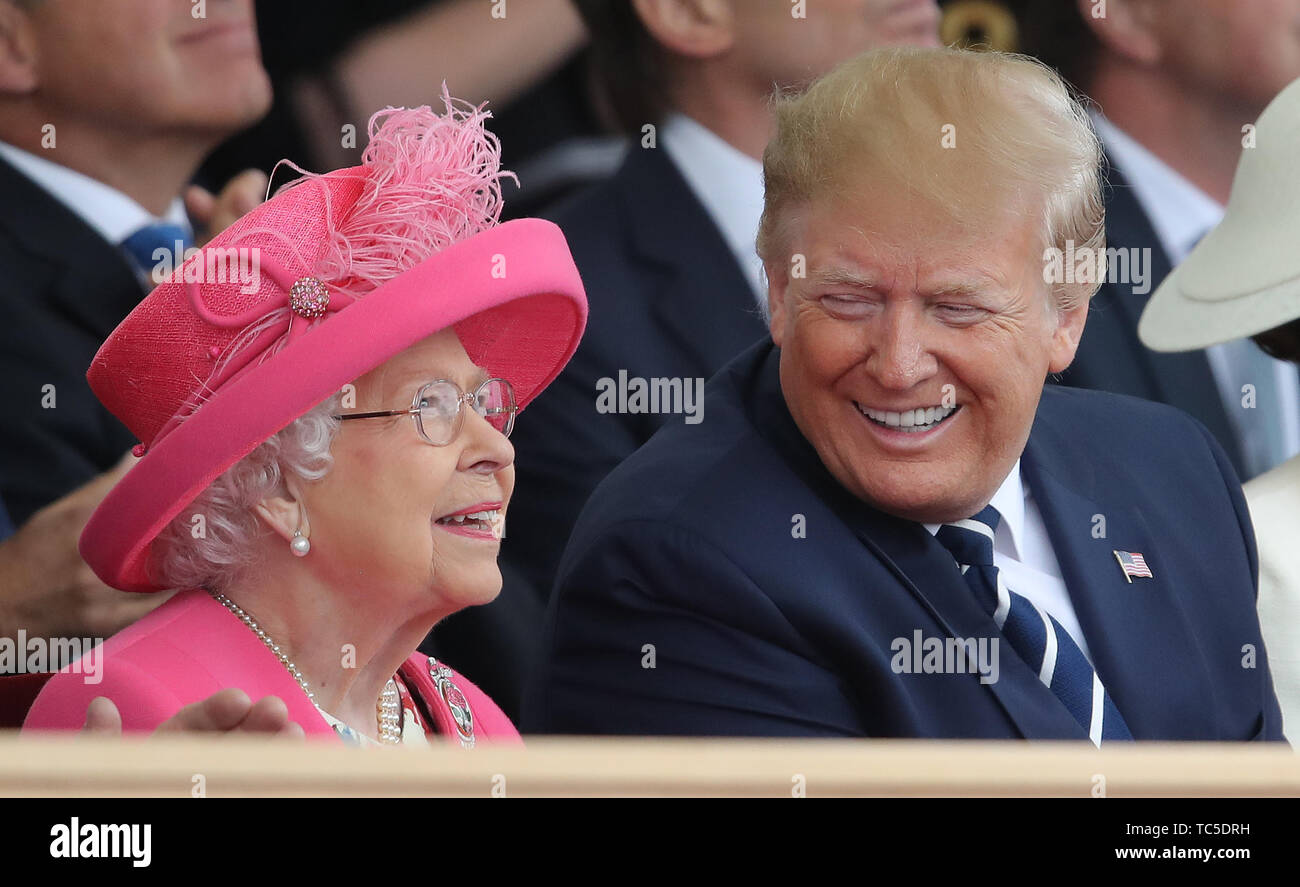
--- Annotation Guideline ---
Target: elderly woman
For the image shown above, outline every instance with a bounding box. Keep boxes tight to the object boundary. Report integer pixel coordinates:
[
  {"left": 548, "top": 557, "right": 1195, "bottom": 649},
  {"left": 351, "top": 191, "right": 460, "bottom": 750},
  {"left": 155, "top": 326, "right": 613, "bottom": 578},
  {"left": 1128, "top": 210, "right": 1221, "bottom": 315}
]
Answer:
[
  {"left": 1139, "top": 76, "right": 1300, "bottom": 739},
  {"left": 22, "top": 95, "right": 586, "bottom": 745}
]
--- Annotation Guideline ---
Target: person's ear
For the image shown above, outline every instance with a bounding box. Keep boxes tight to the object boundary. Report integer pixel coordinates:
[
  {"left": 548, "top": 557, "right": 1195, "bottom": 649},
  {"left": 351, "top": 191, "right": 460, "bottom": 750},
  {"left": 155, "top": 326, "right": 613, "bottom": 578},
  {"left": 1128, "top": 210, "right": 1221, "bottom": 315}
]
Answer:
[
  {"left": 254, "top": 477, "right": 310, "bottom": 545},
  {"left": 631, "top": 0, "right": 736, "bottom": 59},
  {"left": 1077, "top": 0, "right": 1162, "bottom": 66},
  {"left": 1047, "top": 288, "right": 1091, "bottom": 374},
  {"left": 0, "top": 1, "right": 40, "bottom": 95}
]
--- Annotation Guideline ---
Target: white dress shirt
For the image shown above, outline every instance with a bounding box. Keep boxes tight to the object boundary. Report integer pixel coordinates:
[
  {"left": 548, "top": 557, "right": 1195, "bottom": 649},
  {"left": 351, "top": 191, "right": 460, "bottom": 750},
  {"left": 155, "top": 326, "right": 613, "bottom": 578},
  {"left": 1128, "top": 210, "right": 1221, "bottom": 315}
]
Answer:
[
  {"left": 1092, "top": 114, "right": 1300, "bottom": 475},
  {"left": 0, "top": 140, "right": 189, "bottom": 247},
  {"left": 925, "top": 460, "right": 1093, "bottom": 662},
  {"left": 660, "top": 113, "right": 767, "bottom": 308}
]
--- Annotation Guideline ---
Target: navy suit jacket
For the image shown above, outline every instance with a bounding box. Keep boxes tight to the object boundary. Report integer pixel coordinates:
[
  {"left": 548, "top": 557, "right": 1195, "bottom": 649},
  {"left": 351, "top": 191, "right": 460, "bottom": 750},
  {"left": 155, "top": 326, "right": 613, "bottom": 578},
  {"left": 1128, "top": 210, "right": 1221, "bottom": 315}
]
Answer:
[
  {"left": 1058, "top": 162, "right": 1247, "bottom": 477},
  {"left": 525, "top": 339, "right": 1284, "bottom": 741},
  {"left": 0, "top": 155, "right": 144, "bottom": 526}
]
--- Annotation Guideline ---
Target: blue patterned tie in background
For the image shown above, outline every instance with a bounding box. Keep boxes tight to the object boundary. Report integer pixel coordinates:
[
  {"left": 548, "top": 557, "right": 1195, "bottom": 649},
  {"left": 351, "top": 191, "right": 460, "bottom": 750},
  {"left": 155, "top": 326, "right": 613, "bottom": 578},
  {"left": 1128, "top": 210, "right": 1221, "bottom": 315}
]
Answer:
[{"left": 119, "top": 222, "right": 191, "bottom": 290}]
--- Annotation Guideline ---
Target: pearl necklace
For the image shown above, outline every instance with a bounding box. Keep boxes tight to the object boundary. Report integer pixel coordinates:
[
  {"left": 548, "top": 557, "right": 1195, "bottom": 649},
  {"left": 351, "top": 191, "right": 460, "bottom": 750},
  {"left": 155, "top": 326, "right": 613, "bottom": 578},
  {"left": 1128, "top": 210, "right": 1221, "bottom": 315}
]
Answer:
[{"left": 208, "top": 590, "right": 401, "bottom": 744}]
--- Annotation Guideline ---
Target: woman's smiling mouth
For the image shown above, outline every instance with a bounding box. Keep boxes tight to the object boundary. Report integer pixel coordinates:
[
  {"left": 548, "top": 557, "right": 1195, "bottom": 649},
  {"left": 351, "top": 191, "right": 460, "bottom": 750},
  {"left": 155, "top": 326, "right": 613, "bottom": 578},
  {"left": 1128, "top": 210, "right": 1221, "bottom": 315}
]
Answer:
[{"left": 435, "top": 502, "right": 504, "bottom": 540}]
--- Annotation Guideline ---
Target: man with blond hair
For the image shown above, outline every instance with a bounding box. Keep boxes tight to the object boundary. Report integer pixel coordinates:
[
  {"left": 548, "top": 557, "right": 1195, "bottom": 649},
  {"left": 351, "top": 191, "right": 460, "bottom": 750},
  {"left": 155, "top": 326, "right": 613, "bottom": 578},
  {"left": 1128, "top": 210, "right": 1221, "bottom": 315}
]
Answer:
[
  {"left": 526, "top": 47, "right": 1283, "bottom": 742},
  {"left": 505, "top": 0, "right": 943, "bottom": 606}
]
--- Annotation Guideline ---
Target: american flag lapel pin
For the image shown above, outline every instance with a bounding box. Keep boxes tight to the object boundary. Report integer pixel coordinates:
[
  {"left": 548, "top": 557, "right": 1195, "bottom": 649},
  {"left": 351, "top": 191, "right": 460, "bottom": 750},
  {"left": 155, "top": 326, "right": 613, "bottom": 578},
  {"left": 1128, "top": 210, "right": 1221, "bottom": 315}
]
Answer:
[{"left": 1113, "top": 550, "right": 1153, "bottom": 583}]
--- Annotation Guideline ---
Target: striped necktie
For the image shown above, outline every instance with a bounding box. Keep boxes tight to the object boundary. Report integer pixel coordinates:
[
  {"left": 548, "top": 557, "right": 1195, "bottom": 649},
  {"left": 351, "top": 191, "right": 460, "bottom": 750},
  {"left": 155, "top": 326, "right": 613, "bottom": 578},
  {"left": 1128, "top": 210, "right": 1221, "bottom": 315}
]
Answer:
[{"left": 935, "top": 506, "right": 1133, "bottom": 745}]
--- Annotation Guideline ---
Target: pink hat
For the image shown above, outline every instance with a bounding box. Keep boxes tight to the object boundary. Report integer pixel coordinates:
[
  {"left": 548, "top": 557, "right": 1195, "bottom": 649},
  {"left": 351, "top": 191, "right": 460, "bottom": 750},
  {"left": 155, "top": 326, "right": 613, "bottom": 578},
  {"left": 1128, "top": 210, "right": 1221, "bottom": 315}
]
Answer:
[{"left": 80, "top": 96, "right": 587, "bottom": 593}]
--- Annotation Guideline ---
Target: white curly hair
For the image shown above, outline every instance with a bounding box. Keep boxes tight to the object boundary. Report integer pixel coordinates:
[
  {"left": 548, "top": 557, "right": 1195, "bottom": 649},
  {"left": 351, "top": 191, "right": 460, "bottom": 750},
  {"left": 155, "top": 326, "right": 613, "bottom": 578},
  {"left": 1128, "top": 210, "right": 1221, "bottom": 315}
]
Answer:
[{"left": 149, "top": 394, "right": 342, "bottom": 593}]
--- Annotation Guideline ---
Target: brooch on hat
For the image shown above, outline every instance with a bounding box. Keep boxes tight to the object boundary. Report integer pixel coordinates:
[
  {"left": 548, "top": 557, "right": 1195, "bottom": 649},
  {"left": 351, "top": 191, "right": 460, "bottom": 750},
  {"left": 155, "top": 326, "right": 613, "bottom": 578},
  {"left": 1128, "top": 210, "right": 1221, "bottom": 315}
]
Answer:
[{"left": 289, "top": 276, "right": 330, "bottom": 319}]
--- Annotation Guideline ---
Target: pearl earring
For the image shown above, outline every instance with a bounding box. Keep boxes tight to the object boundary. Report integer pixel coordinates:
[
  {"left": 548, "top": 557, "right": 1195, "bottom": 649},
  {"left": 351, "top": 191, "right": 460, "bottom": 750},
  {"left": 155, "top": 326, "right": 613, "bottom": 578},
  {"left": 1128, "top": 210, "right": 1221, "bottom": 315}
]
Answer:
[{"left": 290, "top": 528, "right": 310, "bottom": 557}]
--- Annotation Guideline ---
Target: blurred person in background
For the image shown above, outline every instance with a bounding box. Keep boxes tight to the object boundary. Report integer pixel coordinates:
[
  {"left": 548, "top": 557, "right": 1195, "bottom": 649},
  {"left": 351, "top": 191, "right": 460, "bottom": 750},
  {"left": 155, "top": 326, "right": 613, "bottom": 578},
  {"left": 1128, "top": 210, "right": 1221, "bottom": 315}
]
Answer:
[
  {"left": 200, "top": 0, "right": 595, "bottom": 214},
  {"left": 0, "top": 0, "right": 272, "bottom": 644},
  {"left": 495, "top": 2, "right": 944, "bottom": 712},
  {"left": 1139, "top": 76, "right": 1300, "bottom": 739},
  {"left": 22, "top": 100, "right": 586, "bottom": 744},
  {"left": 1016, "top": 0, "right": 1300, "bottom": 481}
]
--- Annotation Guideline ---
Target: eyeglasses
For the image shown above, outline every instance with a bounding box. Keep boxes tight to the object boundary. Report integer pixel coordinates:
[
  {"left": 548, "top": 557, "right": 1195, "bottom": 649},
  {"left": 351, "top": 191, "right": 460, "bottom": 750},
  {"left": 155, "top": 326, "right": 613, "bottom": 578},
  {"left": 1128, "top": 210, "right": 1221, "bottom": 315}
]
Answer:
[{"left": 333, "top": 378, "right": 517, "bottom": 446}]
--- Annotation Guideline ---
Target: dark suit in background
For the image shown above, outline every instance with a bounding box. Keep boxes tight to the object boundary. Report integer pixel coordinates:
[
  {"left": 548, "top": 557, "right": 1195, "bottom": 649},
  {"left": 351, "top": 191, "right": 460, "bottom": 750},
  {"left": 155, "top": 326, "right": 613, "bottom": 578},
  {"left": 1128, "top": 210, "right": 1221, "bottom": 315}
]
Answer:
[
  {"left": 426, "top": 146, "right": 770, "bottom": 717},
  {"left": 509, "top": 145, "right": 769, "bottom": 593},
  {"left": 525, "top": 340, "right": 1283, "bottom": 741},
  {"left": 0, "top": 496, "right": 13, "bottom": 543},
  {"left": 0, "top": 157, "right": 142, "bottom": 526},
  {"left": 1058, "top": 162, "right": 1247, "bottom": 477}
]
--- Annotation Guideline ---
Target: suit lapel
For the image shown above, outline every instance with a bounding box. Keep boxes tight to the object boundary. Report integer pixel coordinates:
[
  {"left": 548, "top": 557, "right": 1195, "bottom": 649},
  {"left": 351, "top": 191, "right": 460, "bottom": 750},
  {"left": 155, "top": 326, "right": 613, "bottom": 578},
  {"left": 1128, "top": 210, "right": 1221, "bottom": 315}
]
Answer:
[
  {"left": 751, "top": 345, "right": 1086, "bottom": 739},
  {"left": 617, "top": 148, "right": 770, "bottom": 374},
  {"left": 1022, "top": 390, "right": 1217, "bottom": 738},
  {"left": 840, "top": 501, "right": 1093, "bottom": 740}
]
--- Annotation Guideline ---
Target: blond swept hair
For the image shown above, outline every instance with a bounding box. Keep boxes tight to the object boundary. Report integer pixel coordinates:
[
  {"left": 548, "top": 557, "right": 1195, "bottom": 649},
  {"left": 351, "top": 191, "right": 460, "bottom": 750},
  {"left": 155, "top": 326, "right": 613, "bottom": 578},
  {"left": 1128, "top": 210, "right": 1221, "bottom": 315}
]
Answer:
[{"left": 756, "top": 46, "right": 1105, "bottom": 312}]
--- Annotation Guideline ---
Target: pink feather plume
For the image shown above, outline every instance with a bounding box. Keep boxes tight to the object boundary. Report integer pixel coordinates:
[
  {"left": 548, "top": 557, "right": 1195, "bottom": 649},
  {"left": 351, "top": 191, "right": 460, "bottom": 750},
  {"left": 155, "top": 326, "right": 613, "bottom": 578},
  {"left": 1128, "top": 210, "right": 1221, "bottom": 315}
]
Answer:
[{"left": 273, "top": 86, "right": 516, "bottom": 297}]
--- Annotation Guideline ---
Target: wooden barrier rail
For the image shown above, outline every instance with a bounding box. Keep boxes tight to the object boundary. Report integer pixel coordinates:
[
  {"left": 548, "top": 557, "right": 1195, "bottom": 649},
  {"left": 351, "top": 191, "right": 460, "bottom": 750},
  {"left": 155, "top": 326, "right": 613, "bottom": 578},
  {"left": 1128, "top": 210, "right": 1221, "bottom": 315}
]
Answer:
[{"left": 1, "top": 733, "right": 1297, "bottom": 796}]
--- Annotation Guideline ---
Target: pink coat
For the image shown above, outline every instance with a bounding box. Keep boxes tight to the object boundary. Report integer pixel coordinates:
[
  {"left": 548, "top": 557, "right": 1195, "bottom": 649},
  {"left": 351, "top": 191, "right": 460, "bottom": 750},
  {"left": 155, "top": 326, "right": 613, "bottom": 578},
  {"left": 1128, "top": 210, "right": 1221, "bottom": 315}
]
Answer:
[{"left": 23, "top": 587, "right": 521, "bottom": 744}]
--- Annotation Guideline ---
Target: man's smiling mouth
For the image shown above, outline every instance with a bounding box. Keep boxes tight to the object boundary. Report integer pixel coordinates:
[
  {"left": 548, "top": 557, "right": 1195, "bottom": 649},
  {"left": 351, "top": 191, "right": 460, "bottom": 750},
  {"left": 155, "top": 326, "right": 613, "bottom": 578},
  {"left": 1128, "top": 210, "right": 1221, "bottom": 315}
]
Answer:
[{"left": 855, "top": 402, "right": 961, "bottom": 433}]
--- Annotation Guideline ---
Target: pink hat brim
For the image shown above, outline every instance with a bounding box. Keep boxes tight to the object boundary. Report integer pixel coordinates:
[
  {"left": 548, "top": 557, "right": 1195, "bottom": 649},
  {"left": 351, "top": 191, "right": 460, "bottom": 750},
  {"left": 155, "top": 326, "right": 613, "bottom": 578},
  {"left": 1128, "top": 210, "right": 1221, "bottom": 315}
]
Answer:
[{"left": 80, "top": 218, "right": 587, "bottom": 592}]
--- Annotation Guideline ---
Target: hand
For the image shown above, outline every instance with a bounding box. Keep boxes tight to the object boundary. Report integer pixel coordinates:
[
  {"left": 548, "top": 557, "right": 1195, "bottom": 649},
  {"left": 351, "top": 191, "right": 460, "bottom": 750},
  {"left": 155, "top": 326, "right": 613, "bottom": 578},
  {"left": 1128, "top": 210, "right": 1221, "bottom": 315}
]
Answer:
[
  {"left": 185, "top": 169, "right": 269, "bottom": 246},
  {"left": 0, "top": 451, "right": 170, "bottom": 641},
  {"left": 82, "top": 690, "right": 305, "bottom": 738}
]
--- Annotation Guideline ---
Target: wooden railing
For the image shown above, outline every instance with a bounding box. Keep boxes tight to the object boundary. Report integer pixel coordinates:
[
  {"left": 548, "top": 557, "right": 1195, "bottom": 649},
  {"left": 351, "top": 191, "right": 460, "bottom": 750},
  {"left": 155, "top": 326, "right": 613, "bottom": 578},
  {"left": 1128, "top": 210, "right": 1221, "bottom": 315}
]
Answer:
[{"left": 1, "top": 733, "right": 1297, "bottom": 796}]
